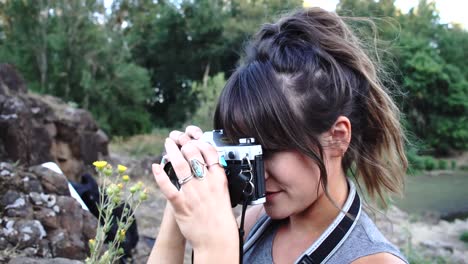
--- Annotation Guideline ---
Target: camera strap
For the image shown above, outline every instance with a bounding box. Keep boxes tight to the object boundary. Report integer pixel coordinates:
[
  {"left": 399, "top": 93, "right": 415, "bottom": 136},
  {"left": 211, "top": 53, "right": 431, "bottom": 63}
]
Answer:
[
  {"left": 238, "top": 156, "right": 256, "bottom": 264},
  {"left": 296, "top": 182, "right": 361, "bottom": 264},
  {"left": 243, "top": 180, "right": 361, "bottom": 264}
]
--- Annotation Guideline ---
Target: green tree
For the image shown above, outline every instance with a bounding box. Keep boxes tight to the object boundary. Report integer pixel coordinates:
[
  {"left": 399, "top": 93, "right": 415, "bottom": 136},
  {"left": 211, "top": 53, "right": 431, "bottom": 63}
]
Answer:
[
  {"left": 189, "top": 72, "right": 226, "bottom": 131},
  {"left": 113, "top": 0, "right": 301, "bottom": 127},
  {"left": 338, "top": 0, "right": 468, "bottom": 154},
  {"left": 0, "top": 0, "right": 152, "bottom": 136}
]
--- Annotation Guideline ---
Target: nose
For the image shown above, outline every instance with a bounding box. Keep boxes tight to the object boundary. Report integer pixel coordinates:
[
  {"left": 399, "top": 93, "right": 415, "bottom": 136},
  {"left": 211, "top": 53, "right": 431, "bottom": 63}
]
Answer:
[{"left": 263, "top": 167, "right": 270, "bottom": 180}]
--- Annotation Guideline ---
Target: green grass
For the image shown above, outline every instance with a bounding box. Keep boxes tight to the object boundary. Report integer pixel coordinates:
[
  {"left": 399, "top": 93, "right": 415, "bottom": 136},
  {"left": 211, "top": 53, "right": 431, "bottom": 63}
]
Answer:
[{"left": 110, "top": 128, "right": 171, "bottom": 158}]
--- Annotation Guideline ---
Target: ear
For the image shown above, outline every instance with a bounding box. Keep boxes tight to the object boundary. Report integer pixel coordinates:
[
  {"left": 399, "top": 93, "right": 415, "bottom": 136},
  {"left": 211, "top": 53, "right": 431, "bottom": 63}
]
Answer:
[{"left": 322, "top": 116, "right": 351, "bottom": 157}]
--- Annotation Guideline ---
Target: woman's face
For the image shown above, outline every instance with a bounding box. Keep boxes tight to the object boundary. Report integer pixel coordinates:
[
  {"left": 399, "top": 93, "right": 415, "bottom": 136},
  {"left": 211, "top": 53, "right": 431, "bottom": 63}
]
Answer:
[{"left": 263, "top": 150, "right": 323, "bottom": 219}]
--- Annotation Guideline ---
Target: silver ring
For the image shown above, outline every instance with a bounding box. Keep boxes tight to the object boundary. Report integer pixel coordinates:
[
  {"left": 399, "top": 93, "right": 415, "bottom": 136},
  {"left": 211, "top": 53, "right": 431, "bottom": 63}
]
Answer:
[
  {"left": 189, "top": 159, "right": 206, "bottom": 178},
  {"left": 207, "top": 162, "right": 220, "bottom": 168},
  {"left": 178, "top": 174, "right": 194, "bottom": 185}
]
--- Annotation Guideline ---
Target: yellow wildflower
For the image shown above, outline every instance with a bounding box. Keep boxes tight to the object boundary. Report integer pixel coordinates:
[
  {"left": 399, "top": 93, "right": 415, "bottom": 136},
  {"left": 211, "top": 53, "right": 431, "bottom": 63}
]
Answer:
[
  {"left": 117, "top": 164, "right": 127, "bottom": 173},
  {"left": 103, "top": 164, "right": 113, "bottom": 176},
  {"left": 88, "top": 239, "right": 96, "bottom": 251},
  {"left": 93, "top": 161, "right": 107, "bottom": 169},
  {"left": 129, "top": 183, "right": 140, "bottom": 194},
  {"left": 140, "top": 189, "right": 148, "bottom": 201},
  {"left": 122, "top": 175, "right": 130, "bottom": 182},
  {"left": 117, "top": 183, "right": 123, "bottom": 190},
  {"left": 118, "top": 229, "right": 126, "bottom": 241}
]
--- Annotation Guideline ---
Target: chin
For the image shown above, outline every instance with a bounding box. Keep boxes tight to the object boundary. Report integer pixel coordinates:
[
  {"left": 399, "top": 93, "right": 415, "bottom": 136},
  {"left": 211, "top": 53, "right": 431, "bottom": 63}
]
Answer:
[{"left": 264, "top": 204, "right": 291, "bottom": 220}]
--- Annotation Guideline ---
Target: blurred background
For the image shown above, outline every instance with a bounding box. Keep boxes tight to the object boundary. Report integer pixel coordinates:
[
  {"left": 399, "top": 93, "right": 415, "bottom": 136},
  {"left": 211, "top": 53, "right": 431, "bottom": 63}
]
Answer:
[{"left": 0, "top": 0, "right": 467, "bottom": 263}]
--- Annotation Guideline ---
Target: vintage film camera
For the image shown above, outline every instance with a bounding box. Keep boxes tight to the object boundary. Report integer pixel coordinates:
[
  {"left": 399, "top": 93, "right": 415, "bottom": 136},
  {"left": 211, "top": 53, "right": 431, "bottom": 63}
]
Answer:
[{"left": 164, "top": 130, "right": 265, "bottom": 207}]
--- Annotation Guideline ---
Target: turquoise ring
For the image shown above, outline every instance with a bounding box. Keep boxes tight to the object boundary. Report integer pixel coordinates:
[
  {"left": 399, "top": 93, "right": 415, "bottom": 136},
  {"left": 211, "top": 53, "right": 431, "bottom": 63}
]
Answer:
[{"left": 189, "top": 159, "right": 206, "bottom": 179}]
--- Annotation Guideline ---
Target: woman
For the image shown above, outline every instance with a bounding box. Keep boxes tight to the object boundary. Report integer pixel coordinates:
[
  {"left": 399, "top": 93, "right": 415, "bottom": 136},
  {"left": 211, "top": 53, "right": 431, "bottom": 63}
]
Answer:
[{"left": 149, "top": 7, "right": 408, "bottom": 264}]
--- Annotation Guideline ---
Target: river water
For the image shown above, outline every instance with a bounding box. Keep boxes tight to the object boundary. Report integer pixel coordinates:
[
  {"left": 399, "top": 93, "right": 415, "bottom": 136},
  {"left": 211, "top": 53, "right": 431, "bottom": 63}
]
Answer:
[{"left": 395, "top": 171, "right": 468, "bottom": 221}]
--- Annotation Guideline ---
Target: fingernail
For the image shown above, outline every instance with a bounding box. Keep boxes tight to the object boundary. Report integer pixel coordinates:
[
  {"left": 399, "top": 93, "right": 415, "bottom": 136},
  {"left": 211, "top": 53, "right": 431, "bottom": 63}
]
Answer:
[
  {"left": 195, "top": 131, "right": 203, "bottom": 139},
  {"left": 160, "top": 156, "right": 168, "bottom": 166}
]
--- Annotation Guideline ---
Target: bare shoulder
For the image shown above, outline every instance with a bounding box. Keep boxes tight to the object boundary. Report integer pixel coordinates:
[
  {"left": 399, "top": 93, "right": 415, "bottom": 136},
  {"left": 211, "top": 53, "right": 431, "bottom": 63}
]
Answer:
[
  {"left": 237, "top": 204, "right": 265, "bottom": 240},
  {"left": 351, "top": 253, "right": 406, "bottom": 264}
]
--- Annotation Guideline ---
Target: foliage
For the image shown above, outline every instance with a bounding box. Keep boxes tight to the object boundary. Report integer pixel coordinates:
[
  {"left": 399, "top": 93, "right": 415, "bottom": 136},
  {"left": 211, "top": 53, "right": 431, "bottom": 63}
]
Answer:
[
  {"left": 110, "top": 0, "right": 301, "bottom": 127},
  {"left": 0, "top": 0, "right": 152, "bottom": 136},
  {"left": 437, "top": 159, "right": 448, "bottom": 170},
  {"left": 406, "top": 148, "right": 426, "bottom": 173},
  {"left": 460, "top": 231, "right": 468, "bottom": 243},
  {"left": 450, "top": 160, "right": 457, "bottom": 170},
  {"left": 338, "top": 0, "right": 468, "bottom": 154},
  {"left": 423, "top": 157, "right": 436, "bottom": 171},
  {"left": 188, "top": 73, "right": 226, "bottom": 131},
  {"left": 87, "top": 161, "right": 147, "bottom": 264}
]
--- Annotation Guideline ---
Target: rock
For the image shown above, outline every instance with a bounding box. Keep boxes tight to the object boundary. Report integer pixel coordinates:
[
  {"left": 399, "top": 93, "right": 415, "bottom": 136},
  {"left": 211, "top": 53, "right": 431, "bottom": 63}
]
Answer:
[
  {"left": 21, "top": 173, "right": 44, "bottom": 193},
  {"left": 56, "top": 196, "right": 84, "bottom": 235},
  {"left": 49, "top": 230, "right": 86, "bottom": 260},
  {"left": 0, "top": 163, "right": 98, "bottom": 261},
  {"left": 1, "top": 190, "right": 21, "bottom": 209},
  {"left": 81, "top": 210, "right": 97, "bottom": 241},
  {"left": 0, "top": 63, "right": 109, "bottom": 181},
  {"left": 36, "top": 239, "right": 52, "bottom": 258},
  {"left": 0, "top": 162, "right": 14, "bottom": 173},
  {"left": 34, "top": 206, "right": 59, "bottom": 230},
  {"left": 0, "top": 64, "right": 27, "bottom": 94},
  {"left": 29, "top": 166, "right": 70, "bottom": 196},
  {"left": 14, "top": 220, "right": 46, "bottom": 249},
  {"left": 0, "top": 236, "right": 8, "bottom": 250},
  {"left": 4, "top": 195, "right": 33, "bottom": 219},
  {"left": 8, "top": 257, "right": 83, "bottom": 264},
  {"left": 0, "top": 65, "right": 106, "bottom": 261}
]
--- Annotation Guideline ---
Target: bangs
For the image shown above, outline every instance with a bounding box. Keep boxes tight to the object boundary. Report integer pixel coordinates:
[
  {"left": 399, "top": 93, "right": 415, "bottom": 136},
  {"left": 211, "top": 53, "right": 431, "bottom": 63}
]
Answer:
[{"left": 214, "top": 61, "right": 305, "bottom": 151}]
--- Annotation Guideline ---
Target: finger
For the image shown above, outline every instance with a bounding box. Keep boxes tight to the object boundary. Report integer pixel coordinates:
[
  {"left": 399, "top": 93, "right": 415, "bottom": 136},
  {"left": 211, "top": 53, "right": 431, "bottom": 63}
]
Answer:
[
  {"left": 196, "top": 141, "right": 224, "bottom": 173},
  {"left": 165, "top": 138, "right": 193, "bottom": 182},
  {"left": 152, "top": 163, "right": 181, "bottom": 203},
  {"left": 169, "top": 130, "right": 191, "bottom": 146},
  {"left": 185, "top": 125, "right": 203, "bottom": 139},
  {"left": 180, "top": 141, "right": 208, "bottom": 181},
  {"left": 160, "top": 155, "right": 169, "bottom": 166}
]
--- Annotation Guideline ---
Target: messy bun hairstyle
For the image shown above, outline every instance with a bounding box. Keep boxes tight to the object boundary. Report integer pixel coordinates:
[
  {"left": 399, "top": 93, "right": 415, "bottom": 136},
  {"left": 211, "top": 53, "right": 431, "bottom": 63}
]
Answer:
[{"left": 214, "top": 8, "right": 407, "bottom": 206}]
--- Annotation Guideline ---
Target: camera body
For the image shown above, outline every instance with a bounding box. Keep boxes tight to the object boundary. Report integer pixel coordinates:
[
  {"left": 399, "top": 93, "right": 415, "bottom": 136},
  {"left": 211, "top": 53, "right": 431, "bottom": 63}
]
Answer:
[
  {"left": 201, "top": 130, "right": 265, "bottom": 207},
  {"left": 164, "top": 130, "right": 265, "bottom": 207}
]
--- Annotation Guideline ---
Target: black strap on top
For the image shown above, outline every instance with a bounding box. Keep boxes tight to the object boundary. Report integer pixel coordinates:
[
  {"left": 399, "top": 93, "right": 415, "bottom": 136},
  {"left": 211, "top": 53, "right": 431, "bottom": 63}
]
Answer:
[{"left": 296, "top": 190, "right": 361, "bottom": 264}]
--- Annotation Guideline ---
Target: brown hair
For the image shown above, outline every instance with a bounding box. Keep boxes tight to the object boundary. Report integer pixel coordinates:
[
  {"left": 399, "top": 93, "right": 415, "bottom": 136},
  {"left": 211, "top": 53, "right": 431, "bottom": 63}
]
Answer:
[{"left": 214, "top": 8, "right": 407, "bottom": 207}]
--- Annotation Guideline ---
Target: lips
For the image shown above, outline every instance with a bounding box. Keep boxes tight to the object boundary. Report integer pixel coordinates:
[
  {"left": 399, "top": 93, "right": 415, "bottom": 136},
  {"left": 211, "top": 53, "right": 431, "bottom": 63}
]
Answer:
[{"left": 265, "top": 190, "right": 281, "bottom": 202}]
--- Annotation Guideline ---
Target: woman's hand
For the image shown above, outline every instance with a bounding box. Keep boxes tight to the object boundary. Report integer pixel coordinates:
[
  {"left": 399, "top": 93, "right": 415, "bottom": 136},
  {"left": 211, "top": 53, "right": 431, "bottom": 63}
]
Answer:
[
  {"left": 168, "top": 125, "right": 204, "bottom": 146},
  {"left": 153, "top": 126, "right": 239, "bottom": 262}
]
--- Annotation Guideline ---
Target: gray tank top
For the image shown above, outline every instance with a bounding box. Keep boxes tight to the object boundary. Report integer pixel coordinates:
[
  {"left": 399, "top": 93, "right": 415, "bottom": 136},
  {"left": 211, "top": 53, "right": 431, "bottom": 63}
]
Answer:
[{"left": 243, "top": 182, "right": 408, "bottom": 263}]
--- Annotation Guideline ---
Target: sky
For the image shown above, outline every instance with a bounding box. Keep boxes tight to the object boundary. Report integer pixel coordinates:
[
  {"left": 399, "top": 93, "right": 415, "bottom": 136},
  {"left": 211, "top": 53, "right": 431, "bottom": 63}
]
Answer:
[
  {"left": 103, "top": 0, "right": 468, "bottom": 29},
  {"left": 304, "top": 0, "right": 468, "bottom": 28}
]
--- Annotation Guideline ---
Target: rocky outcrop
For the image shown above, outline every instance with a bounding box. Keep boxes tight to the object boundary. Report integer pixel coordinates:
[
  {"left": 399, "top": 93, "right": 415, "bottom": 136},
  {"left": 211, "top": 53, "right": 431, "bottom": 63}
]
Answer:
[
  {"left": 0, "top": 162, "right": 97, "bottom": 263},
  {"left": 0, "top": 63, "right": 109, "bottom": 182},
  {"left": 0, "top": 64, "right": 105, "bottom": 262}
]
